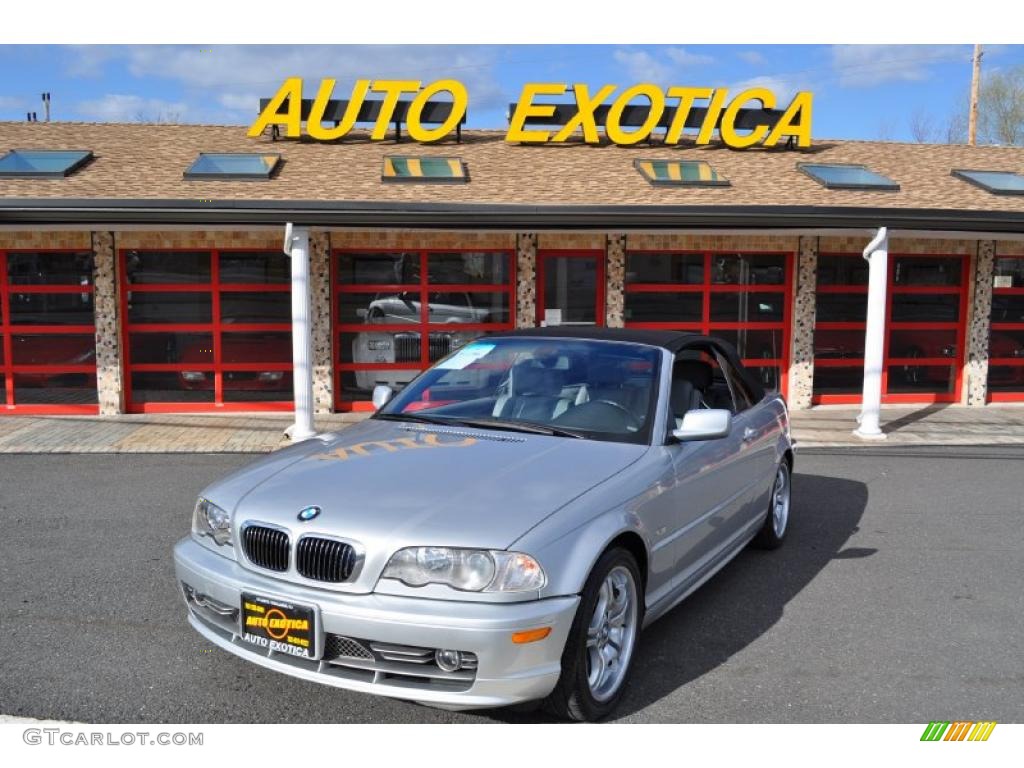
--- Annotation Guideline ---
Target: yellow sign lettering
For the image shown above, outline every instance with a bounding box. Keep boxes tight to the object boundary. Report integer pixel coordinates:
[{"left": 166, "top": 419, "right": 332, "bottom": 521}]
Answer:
[
  {"left": 605, "top": 83, "right": 665, "bottom": 145},
  {"left": 370, "top": 80, "right": 421, "bottom": 140},
  {"left": 665, "top": 86, "right": 713, "bottom": 144},
  {"left": 552, "top": 84, "right": 617, "bottom": 143},
  {"left": 248, "top": 78, "right": 814, "bottom": 149},
  {"left": 506, "top": 83, "right": 568, "bottom": 143},
  {"left": 248, "top": 77, "right": 303, "bottom": 138},
  {"left": 307, "top": 78, "right": 371, "bottom": 141},
  {"left": 407, "top": 79, "right": 468, "bottom": 142},
  {"left": 719, "top": 88, "right": 776, "bottom": 149},
  {"left": 764, "top": 91, "right": 813, "bottom": 148}
]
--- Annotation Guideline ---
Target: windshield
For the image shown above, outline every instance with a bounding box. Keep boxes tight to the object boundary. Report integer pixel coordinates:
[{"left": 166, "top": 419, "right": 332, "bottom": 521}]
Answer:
[{"left": 378, "top": 337, "right": 662, "bottom": 444}]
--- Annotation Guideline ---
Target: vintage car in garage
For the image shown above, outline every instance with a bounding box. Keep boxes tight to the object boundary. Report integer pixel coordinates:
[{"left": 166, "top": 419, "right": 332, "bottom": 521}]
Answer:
[
  {"left": 174, "top": 328, "right": 794, "bottom": 721},
  {"left": 351, "top": 290, "right": 496, "bottom": 392}
]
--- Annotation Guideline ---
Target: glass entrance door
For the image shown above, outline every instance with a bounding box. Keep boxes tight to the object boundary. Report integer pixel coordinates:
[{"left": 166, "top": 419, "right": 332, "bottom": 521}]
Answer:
[{"left": 536, "top": 251, "right": 604, "bottom": 327}]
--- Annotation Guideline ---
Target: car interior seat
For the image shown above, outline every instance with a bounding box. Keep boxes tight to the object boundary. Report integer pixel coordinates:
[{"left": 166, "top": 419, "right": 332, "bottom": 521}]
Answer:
[
  {"left": 492, "top": 360, "right": 573, "bottom": 421},
  {"left": 670, "top": 359, "right": 714, "bottom": 428}
]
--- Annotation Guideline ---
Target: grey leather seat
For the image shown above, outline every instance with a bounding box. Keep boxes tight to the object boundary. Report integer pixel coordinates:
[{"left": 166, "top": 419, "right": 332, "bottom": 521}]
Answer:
[
  {"left": 493, "top": 361, "right": 570, "bottom": 421},
  {"left": 670, "top": 360, "right": 714, "bottom": 426}
]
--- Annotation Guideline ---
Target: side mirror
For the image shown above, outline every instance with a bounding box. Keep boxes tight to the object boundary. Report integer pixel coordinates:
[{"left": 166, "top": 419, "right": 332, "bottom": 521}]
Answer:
[
  {"left": 672, "top": 409, "right": 732, "bottom": 442},
  {"left": 371, "top": 385, "right": 394, "bottom": 410}
]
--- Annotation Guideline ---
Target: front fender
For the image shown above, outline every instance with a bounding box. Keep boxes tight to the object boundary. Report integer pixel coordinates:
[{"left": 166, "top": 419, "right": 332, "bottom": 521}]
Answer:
[{"left": 528, "top": 507, "right": 650, "bottom": 601}]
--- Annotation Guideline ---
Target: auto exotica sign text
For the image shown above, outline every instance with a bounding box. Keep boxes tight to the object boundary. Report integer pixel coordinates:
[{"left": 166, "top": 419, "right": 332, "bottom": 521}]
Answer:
[{"left": 249, "top": 78, "right": 813, "bottom": 149}]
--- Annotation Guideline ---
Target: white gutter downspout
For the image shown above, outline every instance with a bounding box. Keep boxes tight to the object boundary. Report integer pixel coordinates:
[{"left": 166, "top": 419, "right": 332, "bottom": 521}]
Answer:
[
  {"left": 854, "top": 226, "right": 889, "bottom": 440},
  {"left": 283, "top": 223, "right": 316, "bottom": 442}
]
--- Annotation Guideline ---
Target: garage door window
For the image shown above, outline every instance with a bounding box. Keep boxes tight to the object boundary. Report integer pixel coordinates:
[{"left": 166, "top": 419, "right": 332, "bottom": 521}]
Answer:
[
  {"left": 813, "top": 253, "right": 968, "bottom": 404},
  {"left": 988, "top": 256, "right": 1024, "bottom": 401},
  {"left": 1, "top": 250, "right": 97, "bottom": 413},
  {"left": 624, "top": 251, "right": 792, "bottom": 395},
  {"left": 120, "top": 249, "right": 293, "bottom": 412},
  {"left": 334, "top": 249, "right": 515, "bottom": 410}
]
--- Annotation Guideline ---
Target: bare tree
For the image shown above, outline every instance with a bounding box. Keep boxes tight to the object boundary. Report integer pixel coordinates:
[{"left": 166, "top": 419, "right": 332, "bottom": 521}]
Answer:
[
  {"left": 132, "top": 111, "right": 183, "bottom": 125},
  {"left": 876, "top": 118, "right": 898, "bottom": 142},
  {"left": 945, "top": 106, "right": 968, "bottom": 144},
  {"left": 978, "top": 64, "right": 1024, "bottom": 145},
  {"left": 909, "top": 108, "right": 937, "bottom": 143}
]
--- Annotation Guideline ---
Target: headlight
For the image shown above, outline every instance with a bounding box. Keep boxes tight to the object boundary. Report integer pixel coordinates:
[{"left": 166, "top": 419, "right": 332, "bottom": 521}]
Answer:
[
  {"left": 193, "top": 498, "right": 232, "bottom": 546},
  {"left": 382, "top": 547, "right": 546, "bottom": 592}
]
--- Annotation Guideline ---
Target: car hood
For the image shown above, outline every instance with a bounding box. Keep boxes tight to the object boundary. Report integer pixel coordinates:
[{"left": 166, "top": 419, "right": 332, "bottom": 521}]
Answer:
[{"left": 212, "top": 419, "right": 648, "bottom": 552}]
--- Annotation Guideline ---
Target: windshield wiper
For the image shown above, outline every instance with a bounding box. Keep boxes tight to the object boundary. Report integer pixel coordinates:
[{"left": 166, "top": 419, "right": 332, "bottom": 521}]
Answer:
[
  {"left": 449, "top": 417, "right": 586, "bottom": 439},
  {"left": 372, "top": 412, "right": 456, "bottom": 426}
]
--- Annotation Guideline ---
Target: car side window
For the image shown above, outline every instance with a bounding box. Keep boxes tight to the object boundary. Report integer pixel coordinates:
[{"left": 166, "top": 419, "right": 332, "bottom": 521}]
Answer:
[{"left": 714, "top": 351, "right": 754, "bottom": 414}]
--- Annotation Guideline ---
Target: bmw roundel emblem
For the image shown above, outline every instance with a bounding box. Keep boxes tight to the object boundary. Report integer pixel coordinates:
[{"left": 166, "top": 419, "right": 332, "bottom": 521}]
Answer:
[{"left": 297, "top": 505, "right": 322, "bottom": 522}]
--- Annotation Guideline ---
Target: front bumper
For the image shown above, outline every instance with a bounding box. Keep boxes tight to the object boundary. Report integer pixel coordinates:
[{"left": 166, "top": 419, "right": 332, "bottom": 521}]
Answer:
[{"left": 174, "top": 537, "right": 579, "bottom": 709}]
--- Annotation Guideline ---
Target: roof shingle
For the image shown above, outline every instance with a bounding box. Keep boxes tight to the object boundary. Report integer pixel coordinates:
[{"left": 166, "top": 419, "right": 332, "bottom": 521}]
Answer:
[{"left": 1, "top": 121, "right": 1023, "bottom": 214}]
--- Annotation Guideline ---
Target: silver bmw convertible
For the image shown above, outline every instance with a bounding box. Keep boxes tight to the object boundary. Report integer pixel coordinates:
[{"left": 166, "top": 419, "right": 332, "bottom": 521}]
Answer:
[{"left": 174, "top": 328, "right": 794, "bottom": 721}]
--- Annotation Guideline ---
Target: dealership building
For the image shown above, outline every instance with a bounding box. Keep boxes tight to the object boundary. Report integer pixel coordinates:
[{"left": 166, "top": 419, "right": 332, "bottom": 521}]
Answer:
[{"left": 1, "top": 118, "right": 1023, "bottom": 419}]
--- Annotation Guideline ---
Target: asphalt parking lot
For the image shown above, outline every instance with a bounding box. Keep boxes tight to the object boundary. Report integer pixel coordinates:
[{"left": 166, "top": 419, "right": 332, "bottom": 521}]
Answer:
[{"left": 0, "top": 446, "right": 1021, "bottom": 723}]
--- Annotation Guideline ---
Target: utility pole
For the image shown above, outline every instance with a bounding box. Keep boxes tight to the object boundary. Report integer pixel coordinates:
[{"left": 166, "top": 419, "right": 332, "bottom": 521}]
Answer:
[{"left": 968, "top": 44, "right": 983, "bottom": 146}]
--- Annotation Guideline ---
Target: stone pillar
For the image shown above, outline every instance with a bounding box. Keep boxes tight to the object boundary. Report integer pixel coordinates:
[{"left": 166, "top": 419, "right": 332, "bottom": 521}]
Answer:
[
  {"left": 91, "top": 231, "right": 123, "bottom": 415},
  {"left": 516, "top": 233, "right": 537, "bottom": 328},
  {"left": 605, "top": 233, "right": 626, "bottom": 328},
  {"left": 966, "top": 240, "right": 996, "bottom": 406},
  {"left": 788, "top": 236, "right": 818, "bottom": 410},
  {"left": 309, "top": 231, "right": 334, "bottom": 414}
]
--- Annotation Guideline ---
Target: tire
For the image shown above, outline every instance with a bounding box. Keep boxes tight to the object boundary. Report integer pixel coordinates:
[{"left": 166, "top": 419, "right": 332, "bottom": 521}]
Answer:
[
  {"left": 752, "top": 459, "right": 791, "bottom": 550},
  {"left": 544, "top": 547, "right": 643, "bottom": 722}
]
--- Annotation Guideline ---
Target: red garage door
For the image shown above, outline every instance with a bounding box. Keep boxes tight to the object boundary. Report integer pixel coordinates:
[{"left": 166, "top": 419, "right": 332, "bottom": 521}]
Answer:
[
  {"left": 334, "top": 249, "right": 516, "bottom": 410},
  {"left": 1, "top": 250, "right": 98, "bottom": 414},
  {"left": 623, "top": 250, "right": 793, "bottom": 396},
  {"left": 120, "top": 249, "right": 293, "bottom": 412},
  {"left": 988, "top": 255, "right": 1024, "bottom": 402},
  {"left": 813, "top": 253, "right": 969, "bottom": 404}
]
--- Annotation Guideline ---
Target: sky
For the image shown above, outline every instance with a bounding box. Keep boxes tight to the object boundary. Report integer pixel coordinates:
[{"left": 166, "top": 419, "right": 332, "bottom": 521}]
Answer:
[{"left": 1, "top": 44, "right": 1022, "bottom": 143}]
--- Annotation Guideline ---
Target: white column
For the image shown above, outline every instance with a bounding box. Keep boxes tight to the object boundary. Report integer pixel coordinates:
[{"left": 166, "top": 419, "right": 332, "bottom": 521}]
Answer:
[
  {"left": 285, "top": 224, "right": 316, "bottom": 442},
  {"left": 855, "top": 227, "right": 889, "bottom": 440}
]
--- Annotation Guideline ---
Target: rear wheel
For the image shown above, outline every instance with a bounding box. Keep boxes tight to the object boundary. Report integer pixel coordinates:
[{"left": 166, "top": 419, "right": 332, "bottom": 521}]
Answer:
[
  {"left": 752, "top": 459, "right": 791, "bottom": 550},
  {"left": 544, "top": 548, "right": 642, "bottom": 722}
]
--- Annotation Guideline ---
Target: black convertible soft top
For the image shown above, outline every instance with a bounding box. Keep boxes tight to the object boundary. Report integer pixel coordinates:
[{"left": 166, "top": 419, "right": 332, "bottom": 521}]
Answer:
[{"left": 486, "top": 327, "right": 767, "bottom": 403}]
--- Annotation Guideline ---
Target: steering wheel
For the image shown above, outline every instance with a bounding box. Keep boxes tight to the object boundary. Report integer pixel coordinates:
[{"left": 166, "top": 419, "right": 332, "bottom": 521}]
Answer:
[{"left": 595, "top": 400, "right": 642, "bottom": 430}]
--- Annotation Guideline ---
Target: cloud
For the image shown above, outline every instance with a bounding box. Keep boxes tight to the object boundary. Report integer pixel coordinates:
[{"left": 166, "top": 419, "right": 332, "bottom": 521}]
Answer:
[
  {"left": 613, "top": 47, "right": 714, "bottom": 85},
  {"left": 63, "top": 45, "right": 504, "bottom": 124},
  {"left": 738, "top": 50, "right": 765, "bottom": 66},
  {"left": 665, "top": 47, "right": 714, "bottom": 68},
  {"left": 830, "top": 44, "right": 969, "bottom": 87},
  {"left": 613, "top": 50, "right": 671, "bottom": 84},
  {"left": 730, "top": 75, "right": 801, "bottom": 102},
  {"left": 75, "top": 94, "right": 189, "bottom": 122}
]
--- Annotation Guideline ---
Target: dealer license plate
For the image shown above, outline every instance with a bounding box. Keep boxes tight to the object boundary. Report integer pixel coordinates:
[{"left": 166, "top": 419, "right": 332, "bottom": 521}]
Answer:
[{"left": 240, "top": 593, "right": 317, "bottom": 660}]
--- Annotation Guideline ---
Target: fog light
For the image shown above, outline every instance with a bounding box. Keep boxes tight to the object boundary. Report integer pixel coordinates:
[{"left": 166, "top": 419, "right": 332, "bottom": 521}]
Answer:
[{"left": 435, "top": 649, "right": 462, "bottom": 672}]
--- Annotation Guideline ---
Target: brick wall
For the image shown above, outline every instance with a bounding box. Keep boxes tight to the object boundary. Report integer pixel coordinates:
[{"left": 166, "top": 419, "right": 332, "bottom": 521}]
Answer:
[
  {"left": 0, "top": 231, "right": 91, "bottom": 249},
  {"left": 331, "top": 230, "right": 515, "bottom": 250}
]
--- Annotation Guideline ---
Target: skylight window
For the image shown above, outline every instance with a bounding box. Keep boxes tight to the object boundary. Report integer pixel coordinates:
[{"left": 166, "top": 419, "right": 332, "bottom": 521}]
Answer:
[
  {"left": 634, "top": 159, "right": 730, "bottom": 187},
  {"left": 951, "top": 169, "right": 1024, "bottom": 195},
  {"left": 0, "top": 149, "right": 92, "bottom": 178},
  {"left": 382, "top": 156, "right": 467, "bottom": 183},
  {"left": 184, "top": 153, "right": 281, "bottom": 180},
  {"left": 798, "top": 163, "right": 900, "bottom": 191}
]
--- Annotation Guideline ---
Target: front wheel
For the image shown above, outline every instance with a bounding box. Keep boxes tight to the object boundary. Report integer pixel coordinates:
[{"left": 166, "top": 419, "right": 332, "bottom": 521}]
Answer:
[
  {"left": 752, "top": 459, "right": 791, "bottom": 550},
  {"left": 544, "top": 548, "right": 642, "bottom": 722}
]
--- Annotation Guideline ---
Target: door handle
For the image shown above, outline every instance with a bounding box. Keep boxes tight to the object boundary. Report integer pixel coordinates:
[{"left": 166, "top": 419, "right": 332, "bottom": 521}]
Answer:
[{"left": 742, "top": 427, "right": 757, "bottom": 442}]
